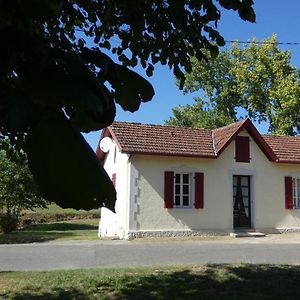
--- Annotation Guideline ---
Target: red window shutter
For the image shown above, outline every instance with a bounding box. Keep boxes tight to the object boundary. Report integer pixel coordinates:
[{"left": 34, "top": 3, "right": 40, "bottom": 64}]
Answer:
[
  {"left": 235, "top": 136, "right": 250, "bottom": 162},
  {"left": 194, "top": 172, "right": 204, "bottom": 209},
  {"left": 112, "top": 173, "right": 116, "bottom": 187},
  {"left": 285, "top": 176, "right": 293, "bottom": 209},
  {"left": 164, "top": 171, "right": 174, "bottom": 208}
]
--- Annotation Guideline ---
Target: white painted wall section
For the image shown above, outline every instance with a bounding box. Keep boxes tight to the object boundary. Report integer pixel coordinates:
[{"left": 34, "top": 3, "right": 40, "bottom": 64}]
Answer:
[{"left": 98, "top": 140, "right": 130, "bottom": 239}]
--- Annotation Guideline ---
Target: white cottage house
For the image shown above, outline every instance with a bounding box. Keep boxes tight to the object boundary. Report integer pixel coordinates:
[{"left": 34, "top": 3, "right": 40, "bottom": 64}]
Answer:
[{"left": 96, "top": 119, "right": 300, "bottom": 239}]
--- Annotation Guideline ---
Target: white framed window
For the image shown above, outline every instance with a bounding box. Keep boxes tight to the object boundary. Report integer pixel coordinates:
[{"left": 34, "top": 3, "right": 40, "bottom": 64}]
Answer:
[
  {"left": 292, "top": 178, "right": 300, "bottom": 208},
  {"left": 174, "top": 173, "right": 191, "bottom": 207},
  {"left": 164, "top": 170, "right": 204, "bottom": 209}
]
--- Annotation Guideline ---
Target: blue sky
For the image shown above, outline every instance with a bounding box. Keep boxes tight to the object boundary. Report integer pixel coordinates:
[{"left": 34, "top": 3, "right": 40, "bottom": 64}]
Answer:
[{"left": 84, "top": 0, "right": 300, "bottom": 150}]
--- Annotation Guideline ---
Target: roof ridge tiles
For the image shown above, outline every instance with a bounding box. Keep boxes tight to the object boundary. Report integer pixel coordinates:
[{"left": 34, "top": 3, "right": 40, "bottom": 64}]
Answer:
[
  {"left": 212, "top": 119, "right": 247, "bottom": 133},
  {"left": 263, "top": 134, "right": 300, "bottom": 138},
  {"left": 112, "top": 121, "right": 212, "bottom": 131}
]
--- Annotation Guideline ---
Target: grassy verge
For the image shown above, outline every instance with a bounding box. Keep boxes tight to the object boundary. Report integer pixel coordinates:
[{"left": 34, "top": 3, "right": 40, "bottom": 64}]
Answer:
[
  {"left": 1, "top": 264, "right": 300, "bottom": 299},
  {"left": 0, "top": 219, "right": 99, "bottom": 244}
]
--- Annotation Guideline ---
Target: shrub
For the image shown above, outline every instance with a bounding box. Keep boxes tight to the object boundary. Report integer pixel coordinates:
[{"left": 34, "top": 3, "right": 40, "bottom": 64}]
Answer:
[{"left": 0, "top": 151, "right": 48, "bottom": 233}]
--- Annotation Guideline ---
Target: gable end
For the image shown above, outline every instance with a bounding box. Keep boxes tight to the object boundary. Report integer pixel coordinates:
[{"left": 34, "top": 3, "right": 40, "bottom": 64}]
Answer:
[{"left": 213, "top": 119, "right": 277, "bottom": 162}]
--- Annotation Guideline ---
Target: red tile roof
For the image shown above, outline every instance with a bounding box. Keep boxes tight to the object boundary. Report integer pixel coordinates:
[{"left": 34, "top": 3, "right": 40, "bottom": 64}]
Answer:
[
  {"left": 263, "top": 135, "right": 300, "bottom": 163},
  {"left": 212, "top": 119, "right": 247, "bottom": 154},
  {"left": 109, "top": 122, "right": 216, "bottom": 157},
  {"left": 97, "top": 119, "right": 300, "bottom": 163}
]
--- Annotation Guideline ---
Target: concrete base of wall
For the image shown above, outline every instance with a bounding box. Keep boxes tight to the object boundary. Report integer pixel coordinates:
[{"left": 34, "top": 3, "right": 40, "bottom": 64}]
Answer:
[
  {"left": 126, "top": 229, "right": 230, "bottom": 240},
  {"left": 277, "top": 227, "right": 300, "bottom": 233},
  {"left": 99, "top": 227, "right": 300, "bottom": 240}
]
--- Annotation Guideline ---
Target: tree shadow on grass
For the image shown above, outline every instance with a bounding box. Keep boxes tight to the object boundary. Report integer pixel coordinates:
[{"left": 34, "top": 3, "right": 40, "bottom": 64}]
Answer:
[
  {"left": 7, "top": 288, "right": 87, "bottom": 300},
  {"left": 4, "top": 265, "right": 300, "bottom": 299},
  {"left": 0, "top": 222, "right": 98, "bottom": 244},
  {"left": 101, "top": 264, "right": 300, "bottom": 300}
]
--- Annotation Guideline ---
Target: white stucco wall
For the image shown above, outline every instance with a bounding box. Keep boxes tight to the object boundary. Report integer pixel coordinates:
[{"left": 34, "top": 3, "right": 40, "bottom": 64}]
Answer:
[
  {"left": 126, "top": 130, "right": 300, "bottom": 236},
  {"left": 98, "top": 140, "right": 130, "bottom": 239}
]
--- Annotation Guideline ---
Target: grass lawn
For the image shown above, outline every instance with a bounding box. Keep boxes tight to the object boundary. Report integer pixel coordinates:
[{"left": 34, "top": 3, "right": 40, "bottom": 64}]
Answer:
[
  {"left": 0, "top": 203, "right": 101, "bottom": 244},
  {"left": 0, "top": 219, "right": 99, "bottom": 244},
  {"left": 1, "top": 264, "right": 300, "bottom": 299}
]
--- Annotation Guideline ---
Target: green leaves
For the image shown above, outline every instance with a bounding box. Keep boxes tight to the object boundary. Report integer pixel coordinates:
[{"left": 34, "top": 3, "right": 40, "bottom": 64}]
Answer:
[
  {"left": 111, "top": 65, "right": 155, "bottom": 112},
  {"left": 20, "top": 51, "right": 116, "bottom": 132},
  {"left": 0, "top": 88, "right": 36, "bottom": 133},
  {"left": 166, "top": 98, "right": 234, "bottom": 129},
  {"left": 238, "top": 0, "right": 256, "bottom": 23},
  {"left": 17, "top": 0, "right": 64, "bottom": 21},
  {"left": 66, "top": 87, "right": 115, "bottom": 132},
  {"left": 26, "top": 113, "right": 116, "bottom": 211},
  {"left": 80, "top": 48, "right": 155, "bottom": 112},
  {"left": 218, "top": 0, "right": 256, "bottom": 22},
  {"left": 170, "top": 35, "right": 300, "bottom": 135},
  {"left": 0, "top": 150, "right": 46, "bottom": 233}
]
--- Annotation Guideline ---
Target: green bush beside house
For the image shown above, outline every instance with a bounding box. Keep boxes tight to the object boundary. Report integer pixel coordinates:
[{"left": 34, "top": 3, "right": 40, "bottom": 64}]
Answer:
[{"left": 0, "top": 151, "right": 48, "bottom": 233}]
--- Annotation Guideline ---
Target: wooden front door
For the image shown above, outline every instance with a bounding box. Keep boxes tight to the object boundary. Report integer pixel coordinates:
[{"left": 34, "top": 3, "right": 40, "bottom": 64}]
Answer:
[{"left": 233, "top": 175, "right": 251, "bottom": 228}]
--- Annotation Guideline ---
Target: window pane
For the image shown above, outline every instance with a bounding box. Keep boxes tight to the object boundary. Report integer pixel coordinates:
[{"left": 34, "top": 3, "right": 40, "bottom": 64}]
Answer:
[
  {"left": 183, "top": 174, "right": 189, "bottom": 184},
  {"left": 183, "top": 184, "right": 189, "bottom": 195},
  {"left": 243, "top": 196, "right": 249, "bottom": 208},
  {"left": 293, "top": 179, "right": 300, "bottom": 207},
  {"left": 183, "top": 196, "right": 189, "bottom": 206},
  {"left": 174, "top": 173, "right": 191, "bottom": 207},
  {"left": 241, "top": 176, "right": 248, "bottom": 186},
  {"left": 244, "top": 207, "right": 249, "bottom": 216},
  {"left": 175, "top": 184, "right": 180, "bottom": 195},
  {"left": 242, "top": 187, "right": 248, "bottom": 197}
]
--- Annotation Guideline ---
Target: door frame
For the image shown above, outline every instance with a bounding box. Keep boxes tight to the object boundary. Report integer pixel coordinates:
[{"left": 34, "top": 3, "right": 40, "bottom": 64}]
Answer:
[{"left": 233, "top": 175, "right": 252, "bottom": 229}]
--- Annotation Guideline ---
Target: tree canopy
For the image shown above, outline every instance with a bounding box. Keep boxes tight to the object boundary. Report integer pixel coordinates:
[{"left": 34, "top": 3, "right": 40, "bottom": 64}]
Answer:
[
  {"left": 166, "top": 35, "right": 300, "bottom": 135},
  {"left": 0, "top": 0, "right": 255, "bottom": 210}
]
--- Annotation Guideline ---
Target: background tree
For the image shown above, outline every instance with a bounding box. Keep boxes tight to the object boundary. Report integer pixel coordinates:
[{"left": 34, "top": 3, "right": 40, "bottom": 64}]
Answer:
[
  {"left": 0, "top": 151, "right": 47, "bottom": 233},
  {"left": 0, "top": 0, "right": 255, "bottom": 211},
  {"left": 166, "top": 35, "right": 300, "bottom": 135},
  {"left": 166, "top": 98, "right": 234, "bottom": 129}
]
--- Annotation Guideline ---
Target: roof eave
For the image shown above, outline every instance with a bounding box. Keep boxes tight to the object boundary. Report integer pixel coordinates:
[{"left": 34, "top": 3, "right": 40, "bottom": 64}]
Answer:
[
  {"left": 244, "top": 120, "right": 277, "bottom": 161},
  {"left": 119, "top": 150, "right": 218, "bottom": 159},
  {"left": 275, "top": 159, "right": 300, "bottom": 164}
]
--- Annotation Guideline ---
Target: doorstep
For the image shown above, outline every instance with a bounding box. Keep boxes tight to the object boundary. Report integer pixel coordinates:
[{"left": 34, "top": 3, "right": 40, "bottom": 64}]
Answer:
[{"left": 230, "top": 231, "right": 266, "bottom": 238}]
